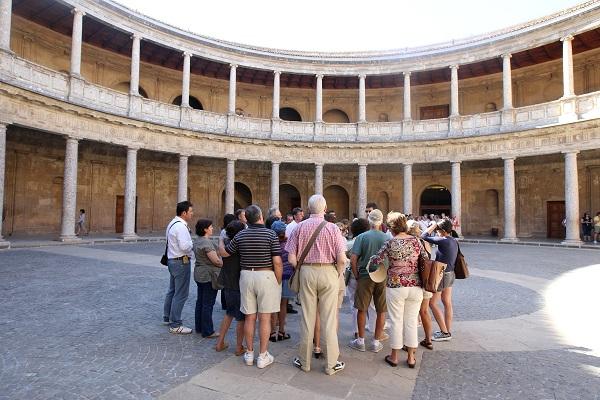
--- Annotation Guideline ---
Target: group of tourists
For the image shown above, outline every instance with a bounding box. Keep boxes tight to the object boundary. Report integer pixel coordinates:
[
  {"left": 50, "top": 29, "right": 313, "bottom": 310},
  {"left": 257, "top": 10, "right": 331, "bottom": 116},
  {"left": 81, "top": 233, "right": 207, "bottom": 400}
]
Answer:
[
  {"left": 581, "top": 211, "right": 600, "bottom": 243},
  {"left": 161, "top": 196, "right": 460, "bottom": 374}
]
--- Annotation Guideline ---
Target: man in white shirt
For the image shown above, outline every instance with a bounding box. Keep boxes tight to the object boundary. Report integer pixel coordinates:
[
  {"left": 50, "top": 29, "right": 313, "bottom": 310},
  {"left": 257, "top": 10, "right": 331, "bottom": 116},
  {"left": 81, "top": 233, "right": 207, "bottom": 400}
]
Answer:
[
  {"left": 285, "top": 207, "right": 304, "bottom": 238},
  {"left": 163, "top": 201, "right": 194, "bottom": 334}
]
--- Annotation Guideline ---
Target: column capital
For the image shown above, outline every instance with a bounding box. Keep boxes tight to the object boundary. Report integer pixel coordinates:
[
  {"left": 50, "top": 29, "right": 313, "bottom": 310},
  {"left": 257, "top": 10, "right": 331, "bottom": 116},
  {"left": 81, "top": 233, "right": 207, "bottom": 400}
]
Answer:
[
  {"left": 179, "top": 153, "right": 191, "bottom": 159},
  {"left": 358, "top": 73, "right": 366, "bottom": 80},
  {"left": 182, "top": 51, "right": 192, "bottom": 58},
  {"left": 126, "top": 146, "right": 140, "bottom": 152},
  {"left": 403, "top": 162, "right": 413, "bottom": 167},
  {"left": 271, "top": 161, "right": 281, "bottom": 166},
  {"left": 501, "top": 53, "right": 512, "bottom": 59},
  {"left": 71, "top": 7, "right": 86, "bottom": 16},
  {"left": 227, "top": 158, "right": 237, "bottom": 163},
  {"left": 65, "top": 136, "right": 79, "bottom": 143},
  {"left": 450, "top": 160, "right": 462, "bottom": 165},
  {"left": 450, "top": 64, "right": 459, "bottom": 71},
  {"left": 229, "top": 63, "right": 238, "bottom": 69},
  {"left": 502, "top": 156, "right": 516, "bottom": 161},
  {"left": 562, "top": 149, "right": 579, "bottom": 155},
  {"left": 561, "top": 34, "right": 574, "bottom": 42},
  {"left": 273, "top": 70, "right": 281, "bottom": 76},
  {"left": 315, "top": 73, "right": 324, "bottom": 79},
  {"left": 130, "top": 33, "right": 142, "bottom": 41},
  {"left": 358, "top": 163, "right": 368, "bottom": 167},
  {"left": 315, "top": 162, "right": 324, "bottom": 167},
  {"left": 403, "top": 71, "right": 411, "bottom": 77}
]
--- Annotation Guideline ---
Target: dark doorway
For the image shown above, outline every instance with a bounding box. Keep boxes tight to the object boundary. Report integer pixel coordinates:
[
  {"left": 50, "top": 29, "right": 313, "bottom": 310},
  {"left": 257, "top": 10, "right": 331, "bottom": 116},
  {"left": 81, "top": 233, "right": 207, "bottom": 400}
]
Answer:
[
  {"left": 547, "top": 201, "right": 565, "bottom": 239},
  {"left": 279, "top": 184, "right": 301, "bottom": 214},
  {"left": 420, "top": 185, "right": 451, "bottom": 216},
  {"left": 420, "top": 104, "right": 449, "bottom": 120},
  {"left": 279, "top": 107, "right": 302, "bottom": 122},
  {"left": 115, "top": 195, "right": 138, "bottom": 233}
]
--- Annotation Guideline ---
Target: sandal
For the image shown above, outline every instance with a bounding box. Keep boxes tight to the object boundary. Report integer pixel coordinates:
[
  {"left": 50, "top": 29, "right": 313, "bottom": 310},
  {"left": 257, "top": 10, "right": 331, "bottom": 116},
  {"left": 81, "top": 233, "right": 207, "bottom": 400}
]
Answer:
[
  {"left": 384, "top": 355, "right": 398, "bottom": 367},
  {"left": 234, "top": 346, "right": 247, "bottom": 356},
  {"left": 420, "top": 339, "right": 434, "bottom": 350},
  {"left": 277, "top": 331, "right": 291, "bottom": 341},
  {"left": 269, "top": 331, "right": 278, "bottom": 342},
  {"left": 215, "top": 342, "right": 229, "bottom": 352},
  {"left": 313, "top": 347, "right": 322, "bottom": 359}
]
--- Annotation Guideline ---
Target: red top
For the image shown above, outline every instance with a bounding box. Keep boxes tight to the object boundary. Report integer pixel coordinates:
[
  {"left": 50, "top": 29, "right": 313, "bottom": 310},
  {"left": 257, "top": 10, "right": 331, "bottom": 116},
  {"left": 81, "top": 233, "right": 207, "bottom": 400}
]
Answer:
[{"left": 285, "top": 214, "right": 347, "bottom": 264}]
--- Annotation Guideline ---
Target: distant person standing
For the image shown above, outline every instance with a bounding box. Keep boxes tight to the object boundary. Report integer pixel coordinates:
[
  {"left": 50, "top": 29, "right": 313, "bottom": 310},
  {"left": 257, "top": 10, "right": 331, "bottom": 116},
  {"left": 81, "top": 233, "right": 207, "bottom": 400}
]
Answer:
[
  {"left": 285, "top": 207, "right": 304, "bottom": 238},
  {"left": 76, "top": 209, "right": 87, "bottom": 236},
  {"left": 163, "top": 201, "right": 194, "bottom": 334}
]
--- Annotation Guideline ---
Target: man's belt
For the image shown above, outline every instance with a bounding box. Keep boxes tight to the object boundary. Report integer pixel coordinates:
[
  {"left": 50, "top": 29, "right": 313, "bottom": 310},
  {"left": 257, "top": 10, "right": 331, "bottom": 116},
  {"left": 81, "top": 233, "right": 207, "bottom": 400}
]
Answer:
[{"left": 241, "top": 267, "right": 273, "bottom": 271}]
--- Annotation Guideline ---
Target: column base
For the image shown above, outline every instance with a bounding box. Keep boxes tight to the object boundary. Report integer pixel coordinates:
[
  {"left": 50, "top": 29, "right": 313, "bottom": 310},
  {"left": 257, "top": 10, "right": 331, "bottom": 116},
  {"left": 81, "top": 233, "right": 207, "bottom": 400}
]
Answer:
[
  {"left": 0, "top": 239, "right": 10, "bottom": 249},
  {"left": 561, "top": 239, "right": 583, "bottom": 246},
  {"left": 500, "top": 237, "right": 519, "bottom": 242},
  {"left": 58, "top": 235, "right": 82, "bottom": 243},
  {"left": 121, "top": 233, "right": 139, "bottom": 242}
]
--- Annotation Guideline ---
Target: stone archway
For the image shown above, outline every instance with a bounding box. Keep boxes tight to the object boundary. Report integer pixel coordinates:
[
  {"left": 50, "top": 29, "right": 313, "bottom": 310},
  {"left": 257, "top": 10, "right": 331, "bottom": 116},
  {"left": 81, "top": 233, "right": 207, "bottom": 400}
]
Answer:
[
  {"left": 279, "top": 184, "right": 301, "bottom": 214},
  {"left": 324, "top": 185, "right": 350, "bottom": 220},
  {"left": 323, "top": 109, "right": 350, "bottom": 123},
  {"left": 420, "top": 184, "right": 451, "bottom": 216},
  {"left": 221, "top": 182, "right": 253, "bottom": 213},
  {"left": 172, "top": 95, "right": 204, "bottom": 110},
  {"left": 376, "top": 191, "right": 390, "bottom": 216}
]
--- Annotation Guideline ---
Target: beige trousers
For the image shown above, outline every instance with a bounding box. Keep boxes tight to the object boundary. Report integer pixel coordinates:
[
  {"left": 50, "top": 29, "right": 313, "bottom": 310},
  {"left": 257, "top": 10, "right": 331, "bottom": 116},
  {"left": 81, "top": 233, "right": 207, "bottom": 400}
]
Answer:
[
  {"left": 386, "top": 286, "right": 423, "bottom": 349},
  {"left": 298, "top": 264, "right": 339, "bottom": 373}
]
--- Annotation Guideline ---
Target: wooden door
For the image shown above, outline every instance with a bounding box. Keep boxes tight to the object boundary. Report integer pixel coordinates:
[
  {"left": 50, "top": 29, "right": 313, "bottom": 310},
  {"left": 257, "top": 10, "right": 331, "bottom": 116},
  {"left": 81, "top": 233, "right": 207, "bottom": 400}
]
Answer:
[
  {"left": 115, "top": 195, "right": 124, "bottom": 233},
  {"left": 420, "top": 104, "right": 449, "bottom": 120},
  {"left": 547, "top": 201, "right": 565, "bottom": 239}
]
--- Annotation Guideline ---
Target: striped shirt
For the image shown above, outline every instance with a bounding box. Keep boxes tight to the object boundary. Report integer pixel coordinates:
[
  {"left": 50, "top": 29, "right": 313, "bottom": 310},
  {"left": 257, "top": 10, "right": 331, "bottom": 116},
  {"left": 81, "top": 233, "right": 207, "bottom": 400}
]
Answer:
[
  {"left": 285, "top": 214, "right": 346, "bottom": 264},
  {"left": 225, "top": 223, "right": 281, "bottom": 269}
]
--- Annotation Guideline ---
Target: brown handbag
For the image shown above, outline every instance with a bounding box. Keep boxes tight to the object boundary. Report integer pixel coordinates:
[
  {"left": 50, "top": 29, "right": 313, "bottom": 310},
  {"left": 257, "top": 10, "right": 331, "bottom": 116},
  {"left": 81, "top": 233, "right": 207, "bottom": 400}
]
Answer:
[
  {"left": 418, "top": 238, "right": 447, "bottom": 293},
  {"left": 454, "top": 242, "right": 469, "bottom": 279}
]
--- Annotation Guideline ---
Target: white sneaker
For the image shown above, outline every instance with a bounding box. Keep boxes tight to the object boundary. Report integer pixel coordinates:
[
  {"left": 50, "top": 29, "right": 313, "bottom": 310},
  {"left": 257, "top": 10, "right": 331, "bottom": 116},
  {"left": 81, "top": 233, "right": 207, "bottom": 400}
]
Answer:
[
  {"left": 169, "top": 326, "right": 192, "bottom": 334},
  {"left": 257, "top": 351, "right": 274, "bottom": 369},
  {"left": 369, "top": 340, "right": 384, "bottom": 353},
  {"left": 243, "top": 351, "right": 254, "bottom": 366}
]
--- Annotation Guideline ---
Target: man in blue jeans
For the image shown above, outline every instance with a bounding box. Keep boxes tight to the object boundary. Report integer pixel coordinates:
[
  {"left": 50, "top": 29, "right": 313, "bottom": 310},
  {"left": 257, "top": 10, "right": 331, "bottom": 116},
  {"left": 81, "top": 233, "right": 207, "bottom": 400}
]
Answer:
[{"left": 163, "top": 201, "right": 194, "bottom": 334}]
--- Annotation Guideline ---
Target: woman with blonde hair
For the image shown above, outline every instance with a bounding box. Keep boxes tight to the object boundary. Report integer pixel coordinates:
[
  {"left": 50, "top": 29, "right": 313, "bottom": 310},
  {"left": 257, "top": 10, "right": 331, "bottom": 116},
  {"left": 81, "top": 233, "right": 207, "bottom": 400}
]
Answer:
[{"left": 369, "top": 212, "right": 427, "bottom": 368}]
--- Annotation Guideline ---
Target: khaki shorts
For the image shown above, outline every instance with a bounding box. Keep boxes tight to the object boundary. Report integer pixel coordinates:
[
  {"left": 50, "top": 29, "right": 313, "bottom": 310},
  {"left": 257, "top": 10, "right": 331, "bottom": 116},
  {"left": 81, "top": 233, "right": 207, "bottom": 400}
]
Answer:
[
  {"left": 354, "top": 276, "right": 387, "bottom": 312},
  {"left": 422, "top": 289, "right": 433, "bottom": 300},
  {"left": 595, "top": 226, "right": 600, "bottom": 234},
  {"left": 239, "top": 270, "right": 281, "bottom": 314}
]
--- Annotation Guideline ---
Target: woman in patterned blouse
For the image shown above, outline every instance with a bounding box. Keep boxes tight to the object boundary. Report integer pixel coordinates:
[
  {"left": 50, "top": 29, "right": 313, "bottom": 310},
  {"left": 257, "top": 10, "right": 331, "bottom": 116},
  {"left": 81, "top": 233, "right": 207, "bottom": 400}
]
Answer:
[{"left": 369, "top": 212, "right": 427, "bottom": 368}]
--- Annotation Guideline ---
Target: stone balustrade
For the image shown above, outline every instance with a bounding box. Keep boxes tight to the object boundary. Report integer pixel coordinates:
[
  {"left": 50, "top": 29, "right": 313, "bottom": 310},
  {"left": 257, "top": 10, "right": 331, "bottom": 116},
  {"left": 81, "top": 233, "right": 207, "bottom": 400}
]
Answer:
[{"left": 1, "top": 52, "right": 599, "bottom": 144}]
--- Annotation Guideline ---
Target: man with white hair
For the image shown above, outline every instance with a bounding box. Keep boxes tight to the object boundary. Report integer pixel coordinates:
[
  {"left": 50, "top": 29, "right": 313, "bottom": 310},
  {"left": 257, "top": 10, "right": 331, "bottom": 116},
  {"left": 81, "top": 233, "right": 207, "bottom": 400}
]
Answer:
[
  {"left": 349, "top": 209, "right": 389, "bottom": 353},
  {"left": 286, "top": 195, "right": 347, "bottom": 375}
]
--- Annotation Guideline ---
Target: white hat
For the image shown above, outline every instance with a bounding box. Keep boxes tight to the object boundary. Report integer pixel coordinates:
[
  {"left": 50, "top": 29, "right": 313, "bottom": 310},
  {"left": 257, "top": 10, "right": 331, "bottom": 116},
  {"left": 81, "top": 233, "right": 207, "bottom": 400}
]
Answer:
[{"left": 366, "top": 258, "right": 388, "bottom": 283}]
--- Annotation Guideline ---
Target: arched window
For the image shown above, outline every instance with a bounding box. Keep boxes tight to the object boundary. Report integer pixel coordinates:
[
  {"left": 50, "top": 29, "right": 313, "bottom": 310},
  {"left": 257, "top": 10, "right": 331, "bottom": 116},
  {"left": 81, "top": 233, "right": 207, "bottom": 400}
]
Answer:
[
  {"left": 279, "top": 184, "right": 301, "bottom": 214},
  {"left": 172, "top": 95, "right": 203, "bottom": 110},
  {"left": 323, "top": 109, "right": 350, "bottom": 123},
  {"left": 111, "top": 82, "right": 149, "bottom": 99},
  {"left": 324, "top": 185, "right": 350, "bottom": 220},
  {"left": 279, "top": 107, "right": 302, "bottom": 121}
]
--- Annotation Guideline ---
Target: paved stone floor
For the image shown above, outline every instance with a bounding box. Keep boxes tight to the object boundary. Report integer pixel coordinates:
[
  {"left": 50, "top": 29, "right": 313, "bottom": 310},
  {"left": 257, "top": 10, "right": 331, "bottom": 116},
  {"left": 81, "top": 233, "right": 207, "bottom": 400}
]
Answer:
[{"left": 0, "top": 242, "right": 599, "bottom": 399}]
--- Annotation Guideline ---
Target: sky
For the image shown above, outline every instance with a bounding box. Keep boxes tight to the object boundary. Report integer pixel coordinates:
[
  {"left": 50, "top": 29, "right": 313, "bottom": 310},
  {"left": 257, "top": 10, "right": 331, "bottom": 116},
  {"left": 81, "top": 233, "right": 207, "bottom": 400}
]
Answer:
[{"left": 116, "top": 0, "right": 586, "bottom": 52}]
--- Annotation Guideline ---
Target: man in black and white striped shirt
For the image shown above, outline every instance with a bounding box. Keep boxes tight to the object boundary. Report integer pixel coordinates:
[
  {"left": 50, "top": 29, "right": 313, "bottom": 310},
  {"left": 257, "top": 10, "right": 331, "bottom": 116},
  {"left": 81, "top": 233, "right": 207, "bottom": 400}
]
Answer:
[{"left": 223, "top": 204, "right": 282, "bottom": 369}]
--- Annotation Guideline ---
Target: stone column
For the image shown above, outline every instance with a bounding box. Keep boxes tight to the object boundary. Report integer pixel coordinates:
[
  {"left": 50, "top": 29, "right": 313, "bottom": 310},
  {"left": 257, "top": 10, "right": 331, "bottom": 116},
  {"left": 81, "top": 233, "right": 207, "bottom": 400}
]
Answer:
[
  {"left": 315, "top": 74, "right": 323, "bottom": 122},
  {"left": 403, "top": 72, "right": 412, "bottom": 121},
  {"left": 358, "top": 164, "right": 367, "bottom": 218},
  {"left": 502, "top": 54, "right": 513, "bottom": 110},
  {"left": 502, "top": 157, "right": 518, "bottom": 241},
  {"left": 177, "top": 155, "right": 188, "bottom": 202},
  {"left": 0, "top": 0, "right": 12, "bottom": 52},
  {"left": 561, "top": 35, "right": 575, "bottom": 98},
  {"left": 181, "top": 51, "right": 191, "bottom": 107},
  {"left": 129, "top": 34, "right": 141, "bottom": 96},
  {"left": 450, "top": 65, "right": 460, "bottom": 117},
  {"left": 122, "top": 147, "right": 138, "bottom": 240},
  {"left": 0, "top": 124, "right": 9, "bottom": 247},
  {"left": 228, "top": 64, "right": 237, "bottom": 114},
  {"left": 272, "top": 70, "right": 280, "bottom": 119},
  {"left": 59, "top": 137, "right": 80, "bottom": 242},
  {"left": 358, "top": 74, "right": 366, "bottom": 123},
  {"left": 403, "top": 163, "right": 413, "bottom": 215},
  {"left": 225, "top": 159, "right": 235, "bottom": 214},
  {"left": 562, "top": 151, "right": 581, "bottom": 244},
  {"left": 451, "top": 161, "right": 462, "bottom": 236},
  {"left": 69, "top": 8, "right": 85, "bottom": 77},
  {"left": 271, "top": 161, "right": 280, "bottom": 209},
  {"left": 314, "top": 163, "right": 323, "bottom": 195}
]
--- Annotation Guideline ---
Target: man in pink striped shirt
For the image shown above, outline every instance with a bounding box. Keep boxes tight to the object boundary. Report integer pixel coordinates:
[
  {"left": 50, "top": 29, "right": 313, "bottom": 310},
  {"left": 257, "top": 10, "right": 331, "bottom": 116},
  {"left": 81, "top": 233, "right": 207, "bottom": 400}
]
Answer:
[{"left": 286, "top": 194, "right": 347, "bottom": 375}]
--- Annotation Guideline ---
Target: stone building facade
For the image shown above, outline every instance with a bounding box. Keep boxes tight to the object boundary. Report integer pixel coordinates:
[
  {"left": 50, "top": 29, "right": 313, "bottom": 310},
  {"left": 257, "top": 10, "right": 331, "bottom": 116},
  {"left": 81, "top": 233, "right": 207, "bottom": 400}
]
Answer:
[{"left": 1, "top": 0, "right": 600, "bottom": 247}]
